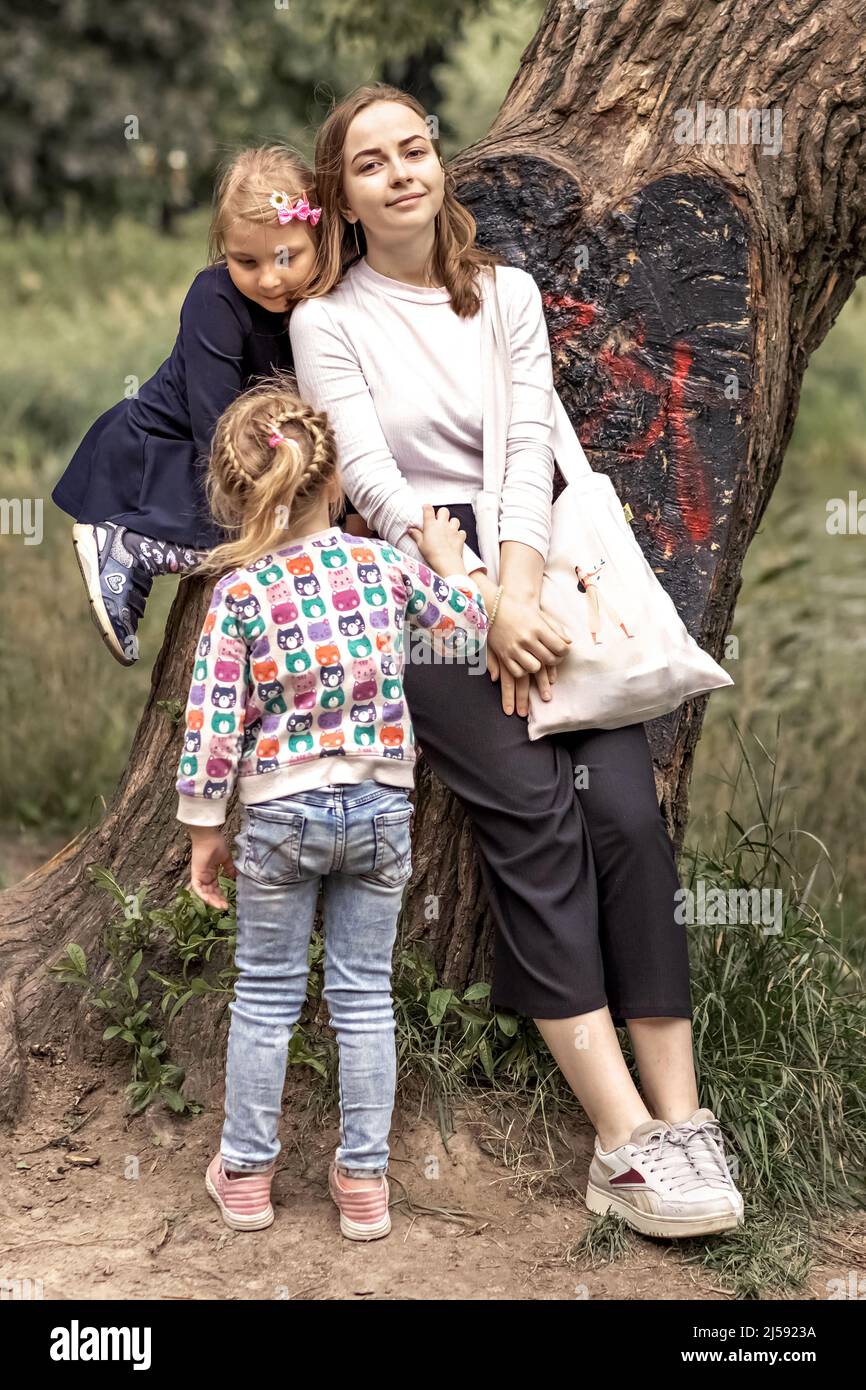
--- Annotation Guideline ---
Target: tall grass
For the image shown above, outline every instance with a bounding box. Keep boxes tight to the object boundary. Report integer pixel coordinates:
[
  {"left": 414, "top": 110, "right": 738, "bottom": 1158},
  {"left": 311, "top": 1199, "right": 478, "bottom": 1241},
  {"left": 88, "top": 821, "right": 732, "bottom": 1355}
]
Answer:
[{"left": 0, "top": 215, "right": 208, "bottom": 835}]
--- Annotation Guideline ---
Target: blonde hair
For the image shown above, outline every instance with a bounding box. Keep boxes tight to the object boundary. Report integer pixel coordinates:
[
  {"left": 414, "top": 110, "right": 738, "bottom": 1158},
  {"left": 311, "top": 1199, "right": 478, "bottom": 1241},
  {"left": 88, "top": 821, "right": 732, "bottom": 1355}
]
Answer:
[
  {"left": 191, "top": 372, "right": 344, "bottom": 580},
  {"left": 308, "top": 83, "right": 504, "bottom": 317},
  {"left": 207, "top": 143, "right": 324, "bottom": 277}
]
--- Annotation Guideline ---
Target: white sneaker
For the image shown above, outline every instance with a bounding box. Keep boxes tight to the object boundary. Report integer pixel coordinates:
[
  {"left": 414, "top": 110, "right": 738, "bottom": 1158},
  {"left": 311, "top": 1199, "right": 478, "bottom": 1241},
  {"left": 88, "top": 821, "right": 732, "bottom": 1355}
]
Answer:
[
  {"left": 670, "top": 1108, "right": 744, "bottom": 1222},
  {"left": 585, "top": 1118, "right": 743, "bottom": 1237}
]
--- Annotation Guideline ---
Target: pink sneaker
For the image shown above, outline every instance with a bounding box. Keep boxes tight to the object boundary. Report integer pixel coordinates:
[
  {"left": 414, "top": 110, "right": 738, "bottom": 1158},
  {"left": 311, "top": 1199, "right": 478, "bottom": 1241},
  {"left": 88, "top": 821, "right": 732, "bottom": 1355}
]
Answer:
[
  {"left": 328, "top": 1160, "right": 391, "bottom": 1241},
  {"left": 205, "top": 1153, "right": 275, "bottom": 1231}
]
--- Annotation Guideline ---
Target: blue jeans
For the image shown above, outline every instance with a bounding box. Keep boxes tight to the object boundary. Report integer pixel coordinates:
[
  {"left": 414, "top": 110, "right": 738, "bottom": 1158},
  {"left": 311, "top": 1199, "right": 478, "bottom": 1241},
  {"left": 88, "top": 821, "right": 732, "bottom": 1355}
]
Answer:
[{"left": 221, "top": 779, "right": 413, "bottom": 1178}]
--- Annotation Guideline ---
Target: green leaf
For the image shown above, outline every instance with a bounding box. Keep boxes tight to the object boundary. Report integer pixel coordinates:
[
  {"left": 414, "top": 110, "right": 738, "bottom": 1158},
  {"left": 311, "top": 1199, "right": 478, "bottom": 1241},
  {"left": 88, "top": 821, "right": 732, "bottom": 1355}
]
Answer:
[
  {"left": 495, "top": 1012, "right": 519, "bottom": 1037},
  {"left": 168, "top": 990, "right": 194, "bottom": 1023},
  {"left": 139, "top": 1048, "right": 162, "bottom": 1083},
  {"left": 64, "top": 943, "right": 87, "bottom": 975},
  {"left": 462, "top": 981, "right": 491, "bottom": 1002},
  {"left": 102, "top": 1024, "right": 124, "bottom": 1040},
  {"left": 427, "top": 988, "right": 453, "bottom": 1026}
]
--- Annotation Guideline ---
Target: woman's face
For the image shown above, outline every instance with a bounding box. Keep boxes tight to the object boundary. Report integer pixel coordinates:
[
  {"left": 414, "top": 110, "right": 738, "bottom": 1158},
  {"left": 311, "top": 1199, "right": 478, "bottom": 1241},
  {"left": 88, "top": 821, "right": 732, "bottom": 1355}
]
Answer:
[
  {"left": 340, "top": 100, "right": 445, "bottom": 250},
  {"left": 224, "top": 217, "right": 318, "bottom": 312}
]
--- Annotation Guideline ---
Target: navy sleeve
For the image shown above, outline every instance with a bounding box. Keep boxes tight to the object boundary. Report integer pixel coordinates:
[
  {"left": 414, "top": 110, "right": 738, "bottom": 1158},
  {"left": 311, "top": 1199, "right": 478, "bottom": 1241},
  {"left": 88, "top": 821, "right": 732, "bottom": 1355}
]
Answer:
[{"left": 179, "top": 270, "right": 251, "bottom": 459}]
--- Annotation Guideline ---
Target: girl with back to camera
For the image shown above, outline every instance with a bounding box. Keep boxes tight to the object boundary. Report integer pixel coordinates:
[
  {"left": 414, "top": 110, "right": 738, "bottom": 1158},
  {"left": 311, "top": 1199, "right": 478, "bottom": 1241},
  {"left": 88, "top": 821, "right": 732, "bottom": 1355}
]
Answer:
[
  {"left": 51, "top": 145, "right": 323, "bottom": 665},
  {"left": 174, "top": 374, "right": 489, "bottom": 1239},
  {"left": 287, "top": 82, "right": 744, "bottom": 1239}
]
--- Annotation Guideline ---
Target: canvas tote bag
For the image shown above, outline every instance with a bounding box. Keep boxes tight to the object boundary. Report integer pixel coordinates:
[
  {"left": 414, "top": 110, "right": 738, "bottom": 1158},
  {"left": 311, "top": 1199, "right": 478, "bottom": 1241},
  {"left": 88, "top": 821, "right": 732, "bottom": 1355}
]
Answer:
[{"left": 475, "top": 266, "right": 733, "bottom": 737}]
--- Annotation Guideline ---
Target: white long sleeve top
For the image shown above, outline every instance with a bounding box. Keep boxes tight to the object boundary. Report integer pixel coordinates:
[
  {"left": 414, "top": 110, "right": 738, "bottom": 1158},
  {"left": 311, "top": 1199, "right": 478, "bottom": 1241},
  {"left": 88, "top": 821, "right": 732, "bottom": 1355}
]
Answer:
[{"left": 288, "top": 258, "right": 555, "bottom": 573}]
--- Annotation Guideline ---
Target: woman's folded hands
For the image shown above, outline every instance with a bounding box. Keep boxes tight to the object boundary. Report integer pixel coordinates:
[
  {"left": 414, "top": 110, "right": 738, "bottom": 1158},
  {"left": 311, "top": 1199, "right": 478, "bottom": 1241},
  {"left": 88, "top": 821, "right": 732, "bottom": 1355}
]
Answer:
[{"left": 484, "top": 592, "right": 571, "bottom": 717}]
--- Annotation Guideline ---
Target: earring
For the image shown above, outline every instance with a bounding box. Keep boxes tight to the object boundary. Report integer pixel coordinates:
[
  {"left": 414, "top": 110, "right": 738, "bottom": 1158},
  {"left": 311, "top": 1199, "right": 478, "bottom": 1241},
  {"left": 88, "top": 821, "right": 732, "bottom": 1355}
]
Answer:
[{"left": 352, "top": 222, "right": 361, "bottom": 257}]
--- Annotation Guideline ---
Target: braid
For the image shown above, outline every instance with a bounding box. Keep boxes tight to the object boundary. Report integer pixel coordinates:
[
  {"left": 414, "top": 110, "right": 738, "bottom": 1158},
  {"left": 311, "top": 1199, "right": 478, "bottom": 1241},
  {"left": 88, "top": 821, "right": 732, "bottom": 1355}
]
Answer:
[
  {"left": 267, "top": 399, "right": 335, "bottom": 496},
  {"left": 199, "top": 373, "right": 342, "bottom": 583},
  {"left": 223, "top": 425, "right": 256, "bottom": 492}
]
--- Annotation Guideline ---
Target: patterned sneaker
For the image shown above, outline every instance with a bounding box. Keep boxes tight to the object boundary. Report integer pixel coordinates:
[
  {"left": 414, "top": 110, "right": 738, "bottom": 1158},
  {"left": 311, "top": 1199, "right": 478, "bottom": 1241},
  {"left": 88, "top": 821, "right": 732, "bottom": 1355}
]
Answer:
[
  {"left": 71, "top": 522, "right": 153, "bottom": 667},
  {"left": 120, "top": 528, "right": 208, "bottom": 577},
  {"left": 670, "top": 1108, "right": 744, "bottom": 1222},
  {"left": 205, "top": 1152, "right": 275, "bottom": 1232},
  {"left": 585, "top": 1119, "right": 743, "bottom": 1238},
  {"left": 328, "top": 1160, "right": 391, "bottom": 1241}
]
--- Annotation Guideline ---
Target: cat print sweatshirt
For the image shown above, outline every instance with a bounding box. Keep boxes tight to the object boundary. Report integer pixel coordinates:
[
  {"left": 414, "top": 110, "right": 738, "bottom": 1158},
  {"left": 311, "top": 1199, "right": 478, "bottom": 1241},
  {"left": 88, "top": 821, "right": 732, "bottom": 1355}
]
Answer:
[{"left": 175, "top": 526, "right": 489, "bottom": 826}]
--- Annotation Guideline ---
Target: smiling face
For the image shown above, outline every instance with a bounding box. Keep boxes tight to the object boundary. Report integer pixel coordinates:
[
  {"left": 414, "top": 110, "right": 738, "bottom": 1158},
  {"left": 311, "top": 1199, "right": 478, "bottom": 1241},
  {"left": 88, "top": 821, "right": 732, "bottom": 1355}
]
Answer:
[
  {"left": 223, "top": 217, "right": 318, "bottom": 312},
  {"left": 340, "top": 100, "right": 445, "bottom": 257}
]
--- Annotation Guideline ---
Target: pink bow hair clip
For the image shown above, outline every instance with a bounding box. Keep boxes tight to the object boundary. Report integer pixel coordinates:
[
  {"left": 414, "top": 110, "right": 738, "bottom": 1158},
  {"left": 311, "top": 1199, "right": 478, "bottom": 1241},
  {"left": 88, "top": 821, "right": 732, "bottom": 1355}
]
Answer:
[{"left": 269, "top": 190, "right": 322, "bottom": 227}]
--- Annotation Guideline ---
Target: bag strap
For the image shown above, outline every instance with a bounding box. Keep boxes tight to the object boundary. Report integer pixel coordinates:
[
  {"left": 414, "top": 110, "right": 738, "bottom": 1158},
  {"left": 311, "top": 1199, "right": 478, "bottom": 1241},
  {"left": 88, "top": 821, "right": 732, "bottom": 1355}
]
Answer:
[
  {"left": 482, "top": 266, "right": 610, "bottom": 501},
  {"left": 480, "top": 266, "right": 513, "bottom": 496}
]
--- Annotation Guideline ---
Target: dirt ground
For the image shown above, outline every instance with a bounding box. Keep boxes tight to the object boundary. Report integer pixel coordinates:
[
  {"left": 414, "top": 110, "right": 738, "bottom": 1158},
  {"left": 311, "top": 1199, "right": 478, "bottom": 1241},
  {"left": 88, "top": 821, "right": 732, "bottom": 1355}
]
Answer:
[
  {"left": 2, "top": 833, "right": 863, "bottom": 1303},
  {"left": 2, "top": 1045, "right": 863, "bottom": 1303}
]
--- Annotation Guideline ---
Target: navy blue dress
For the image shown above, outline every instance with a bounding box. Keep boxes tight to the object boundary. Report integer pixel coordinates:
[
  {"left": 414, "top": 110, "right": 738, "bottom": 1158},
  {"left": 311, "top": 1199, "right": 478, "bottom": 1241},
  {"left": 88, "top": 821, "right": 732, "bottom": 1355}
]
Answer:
[{"left": 51, "top": 264, "right": 294, "bottom": 550}]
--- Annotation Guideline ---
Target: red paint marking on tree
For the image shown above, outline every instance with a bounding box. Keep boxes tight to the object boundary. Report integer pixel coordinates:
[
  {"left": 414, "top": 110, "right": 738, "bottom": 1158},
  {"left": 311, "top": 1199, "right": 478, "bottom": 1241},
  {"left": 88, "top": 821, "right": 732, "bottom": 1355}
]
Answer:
[
  {"left": 543, "top": 307, "right": 713, "bottom": 548},
  {"left": 541, "top": 292, "right": 597, "bottom": 344}
]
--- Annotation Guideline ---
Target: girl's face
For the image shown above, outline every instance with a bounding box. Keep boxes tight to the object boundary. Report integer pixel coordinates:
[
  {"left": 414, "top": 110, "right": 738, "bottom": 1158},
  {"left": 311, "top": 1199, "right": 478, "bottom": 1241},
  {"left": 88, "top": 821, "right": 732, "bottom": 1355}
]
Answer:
[
  {"left": 340, "top": 101, "right": 444, "bottom": 252},
  {"left": 224, "top": 217, "right": 317, "bottom": 312}
]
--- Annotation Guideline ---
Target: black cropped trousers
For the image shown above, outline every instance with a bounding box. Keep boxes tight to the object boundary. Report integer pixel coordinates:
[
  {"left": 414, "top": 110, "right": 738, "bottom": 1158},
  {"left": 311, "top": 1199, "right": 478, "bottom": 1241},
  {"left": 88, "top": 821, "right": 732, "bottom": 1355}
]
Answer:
[{"left": 398, "top": 502, "right": 693, "bottom": 1025}]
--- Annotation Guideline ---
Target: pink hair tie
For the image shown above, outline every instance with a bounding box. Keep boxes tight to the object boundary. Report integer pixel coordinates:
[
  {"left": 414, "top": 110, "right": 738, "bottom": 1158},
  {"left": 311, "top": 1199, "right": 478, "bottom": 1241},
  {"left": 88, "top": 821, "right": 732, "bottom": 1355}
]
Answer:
[{"left": 267, "top": 426, "right": 302, "bottom": 458}]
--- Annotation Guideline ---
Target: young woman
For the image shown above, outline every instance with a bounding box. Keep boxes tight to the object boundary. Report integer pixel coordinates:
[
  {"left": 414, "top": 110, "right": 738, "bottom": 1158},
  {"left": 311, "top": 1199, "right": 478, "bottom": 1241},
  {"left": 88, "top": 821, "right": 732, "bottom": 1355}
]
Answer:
[{"left": 287, "top": 82, "right": 744, "bottom": 1239}]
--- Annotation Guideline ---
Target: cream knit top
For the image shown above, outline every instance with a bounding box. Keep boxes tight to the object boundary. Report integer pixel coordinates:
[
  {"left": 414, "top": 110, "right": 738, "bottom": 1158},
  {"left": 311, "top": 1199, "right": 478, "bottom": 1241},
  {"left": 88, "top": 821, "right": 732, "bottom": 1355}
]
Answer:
[{"left": 288, "top": 257, "right": 556, "bottom": 573}]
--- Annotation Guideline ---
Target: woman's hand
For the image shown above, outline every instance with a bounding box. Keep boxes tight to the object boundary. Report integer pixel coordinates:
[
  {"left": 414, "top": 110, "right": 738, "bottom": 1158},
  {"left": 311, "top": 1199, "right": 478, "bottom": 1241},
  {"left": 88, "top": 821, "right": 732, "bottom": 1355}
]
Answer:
[
  {"left": 484, "top": 594, "right": 570, "bottom": 716},
  {"left": 486, "top": 640, "right": 561, "bottom": 716},
  {"left": 486, "top": 591, "right": 570, "bottom": 675}
]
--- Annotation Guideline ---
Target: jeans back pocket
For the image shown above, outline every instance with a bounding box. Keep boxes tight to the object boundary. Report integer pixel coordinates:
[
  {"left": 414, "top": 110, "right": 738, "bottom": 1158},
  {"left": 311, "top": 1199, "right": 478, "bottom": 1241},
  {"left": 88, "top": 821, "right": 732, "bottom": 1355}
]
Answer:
[
  {"left": 370, "top": 808, "right": 413, "bottom": 888},
  {"left": 240, "top": 807, "right": 306, "bottom": 885}
]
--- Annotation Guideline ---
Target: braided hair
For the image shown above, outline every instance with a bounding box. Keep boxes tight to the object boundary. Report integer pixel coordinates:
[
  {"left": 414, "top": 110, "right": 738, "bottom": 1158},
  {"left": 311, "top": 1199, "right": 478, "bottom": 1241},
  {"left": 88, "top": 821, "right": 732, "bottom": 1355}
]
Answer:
[{"left": 194, "top": 370, "right": 344, "bottom": 579}]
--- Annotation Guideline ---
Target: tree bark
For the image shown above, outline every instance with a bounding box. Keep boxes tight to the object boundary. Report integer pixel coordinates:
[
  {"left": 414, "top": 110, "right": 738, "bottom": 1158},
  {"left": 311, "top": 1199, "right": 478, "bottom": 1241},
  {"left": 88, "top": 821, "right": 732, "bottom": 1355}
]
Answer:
[{"left": 3, "top": 0, "right": 865, "bottom": 1120}]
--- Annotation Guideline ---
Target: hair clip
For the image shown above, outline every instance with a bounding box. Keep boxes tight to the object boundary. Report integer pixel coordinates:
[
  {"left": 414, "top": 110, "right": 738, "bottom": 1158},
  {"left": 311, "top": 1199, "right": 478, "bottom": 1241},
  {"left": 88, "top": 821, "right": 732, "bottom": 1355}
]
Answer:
[{"left": 269, "top": 189, "right": 322, "bottom": 227}]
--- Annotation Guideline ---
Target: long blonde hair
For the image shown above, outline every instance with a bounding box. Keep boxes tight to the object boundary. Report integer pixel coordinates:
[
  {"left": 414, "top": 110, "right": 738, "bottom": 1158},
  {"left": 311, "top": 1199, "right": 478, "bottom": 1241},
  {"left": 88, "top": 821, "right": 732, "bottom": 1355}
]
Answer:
[
  {"left": 308, "top": 83, "right": 504, "bottom": 317},
  {"left": 191, "top": 373, "right": 344, "bottom": 580}
]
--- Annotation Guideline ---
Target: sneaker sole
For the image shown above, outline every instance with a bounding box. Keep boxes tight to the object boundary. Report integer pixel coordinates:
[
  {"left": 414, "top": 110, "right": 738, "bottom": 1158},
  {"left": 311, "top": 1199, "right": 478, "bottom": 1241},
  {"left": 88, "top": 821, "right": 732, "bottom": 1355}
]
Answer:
[
  {"left": 72, "top": 524, "right": 136, "bottom": 667},
  {"left": 336, "top": 1209, "right": 392, "bottom": 1241},
  {"left": 585, "top": 1181, "right": 743, "bottom": 1238},
  {"left": 205, "top": 1168, "right": 275, "bottom": 1231}
]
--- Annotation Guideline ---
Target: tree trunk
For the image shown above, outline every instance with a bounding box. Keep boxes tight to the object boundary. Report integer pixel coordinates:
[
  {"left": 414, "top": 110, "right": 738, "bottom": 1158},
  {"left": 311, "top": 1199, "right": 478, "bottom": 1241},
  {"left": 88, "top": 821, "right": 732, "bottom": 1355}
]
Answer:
[{"left": 3, "top": 0, "right": 865, "bottom": 1120}]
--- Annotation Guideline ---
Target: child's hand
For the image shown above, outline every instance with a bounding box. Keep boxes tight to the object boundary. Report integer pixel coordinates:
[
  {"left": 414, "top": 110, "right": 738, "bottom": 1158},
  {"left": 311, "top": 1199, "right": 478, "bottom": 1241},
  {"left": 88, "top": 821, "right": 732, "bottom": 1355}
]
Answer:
[
  {"left": 186, "top": 825, "right": 236, "bottom": 910},
  {"left": 406, "top": 504, "right": 467, "bottom": 575}
]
